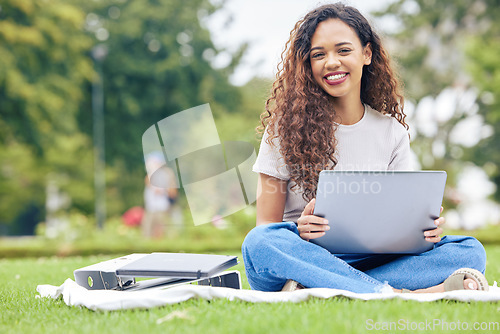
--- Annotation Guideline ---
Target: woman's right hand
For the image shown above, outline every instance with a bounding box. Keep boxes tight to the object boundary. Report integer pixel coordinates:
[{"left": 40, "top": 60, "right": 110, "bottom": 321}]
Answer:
[{"left": 297, "top": 198, "right": 330, "bottom": 241}]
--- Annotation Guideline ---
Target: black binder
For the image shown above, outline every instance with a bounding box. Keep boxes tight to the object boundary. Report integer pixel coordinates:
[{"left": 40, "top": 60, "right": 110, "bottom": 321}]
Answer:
[{"left": 74, "top": 252, "right": 240, "bottom": 291}]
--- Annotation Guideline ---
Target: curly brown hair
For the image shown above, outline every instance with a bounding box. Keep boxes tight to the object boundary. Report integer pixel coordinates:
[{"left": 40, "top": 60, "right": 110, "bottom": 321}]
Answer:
[{"left": 258, "top": 3, "right": 408, "bottom": 202}]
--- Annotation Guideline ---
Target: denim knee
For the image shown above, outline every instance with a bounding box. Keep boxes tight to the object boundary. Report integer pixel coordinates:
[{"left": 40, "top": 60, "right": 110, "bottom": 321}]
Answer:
[
  {"left": 461, "top": 236, "right": 487, "bottom": 273},
  {"left": 441, "top": 235, "right": 487, "bottom": 273},
  {"left": 241, "top": 223, "right": 288, "bottom": 285},
  {"left": 242, "top": 224, "right": 269, "bottom": 255},
  {"left": 242, "top": 224, "right": 274, "bottom": 269},
  {"left": 243, "top": 222, "right": 296, "bottom": 250}
]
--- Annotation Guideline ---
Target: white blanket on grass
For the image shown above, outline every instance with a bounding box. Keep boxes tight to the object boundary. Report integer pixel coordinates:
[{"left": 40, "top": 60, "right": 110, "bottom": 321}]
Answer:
[{"left": 37, "top": 279, "right": 500, "bottom": 311}]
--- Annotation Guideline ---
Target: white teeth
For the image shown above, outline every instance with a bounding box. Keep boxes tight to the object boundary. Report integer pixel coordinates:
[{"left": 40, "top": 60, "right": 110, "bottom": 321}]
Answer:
[{"left": 326, "top": 73, "right": 347, "bottom": 81}]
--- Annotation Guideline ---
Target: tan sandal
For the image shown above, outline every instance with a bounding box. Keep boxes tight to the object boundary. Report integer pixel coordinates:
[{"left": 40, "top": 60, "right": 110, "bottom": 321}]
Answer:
[
  {"left": 281, "top": 279, "right": 305, "bottom": 292},
  {"left": 443, "top": 268, "right": 489, "bottom": 292}
]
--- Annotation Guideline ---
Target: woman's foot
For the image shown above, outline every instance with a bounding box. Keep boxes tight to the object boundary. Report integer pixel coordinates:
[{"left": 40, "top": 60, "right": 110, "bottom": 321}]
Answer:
[
  {"left": 396, "top": 268, "right": 488, "bottom": 293},
  {"left": 397, "top": 279, "right": 476, "bottom": 293},
  {"left": 281, "top": 279, "right": 305, "bottom": 291}
]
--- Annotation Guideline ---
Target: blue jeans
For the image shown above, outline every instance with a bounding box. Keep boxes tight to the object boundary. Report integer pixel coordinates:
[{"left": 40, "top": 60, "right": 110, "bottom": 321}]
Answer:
[{"left": 241, "top": 222, "right": 487, "bottom": 293}]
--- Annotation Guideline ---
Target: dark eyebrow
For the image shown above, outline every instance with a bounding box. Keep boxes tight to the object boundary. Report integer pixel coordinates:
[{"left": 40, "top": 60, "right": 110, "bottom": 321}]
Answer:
[{"left": 310, "top": 42, "right": 353, "bottom": 52}]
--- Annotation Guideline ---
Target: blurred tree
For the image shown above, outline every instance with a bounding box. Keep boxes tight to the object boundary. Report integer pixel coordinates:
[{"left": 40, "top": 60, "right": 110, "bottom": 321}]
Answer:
[
  {"left": 375, "top": 0, "right": 500, "bottom": 206},
  {"left": 0, "top": 0, "right": 247, "bottom": 232},
  {"left": 0, "top": 1, "right": 93, "bottom": 151},
  {"left": 0, "top": 0, "right": 95, "bottom": 229},
  {"left": 463, "top": 0, "right": 500, "bottom": 201},
  {"left": 374, "top": 0, "right": 487, "bottom": 100},
  {"left": 216, "top": 77, "right": 273, "bottom": 146},
  {"left": 73, "top": 0, "right": 245, "bottom": 215}
]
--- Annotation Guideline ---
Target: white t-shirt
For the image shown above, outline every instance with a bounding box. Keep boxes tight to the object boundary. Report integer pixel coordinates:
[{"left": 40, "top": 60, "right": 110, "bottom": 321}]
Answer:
[{"left": 252, "top": 104, "right": 412, "bottom": 223}]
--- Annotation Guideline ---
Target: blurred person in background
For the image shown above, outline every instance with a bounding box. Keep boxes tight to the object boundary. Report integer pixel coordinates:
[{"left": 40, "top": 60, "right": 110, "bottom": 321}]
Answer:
[{"left": 142, "top": 153, "right": 178, "bottom": 238}]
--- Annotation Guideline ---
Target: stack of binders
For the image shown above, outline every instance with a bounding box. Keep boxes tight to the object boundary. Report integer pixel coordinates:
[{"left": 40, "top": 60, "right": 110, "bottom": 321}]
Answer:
[{"left": 74, "top": 253, "right": 241, "bottom": 291}]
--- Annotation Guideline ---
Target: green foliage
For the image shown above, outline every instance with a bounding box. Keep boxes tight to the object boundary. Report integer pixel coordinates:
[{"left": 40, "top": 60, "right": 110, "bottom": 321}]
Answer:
[
  {"left": 462, "top": 0, "right": 500, "bottom": 200},
  {"left": 74, "top": 0, "right": 246, "bottom": 217},
  {"left": 0, "top": 0, "right": 248, "bottom": 231},
  {"left": 375, "top": 0, "right": 500, "bottom": 208},
  {"left": 0, "top": 0, "right": 93, "bottom": 149},
  {"left": 0, "top": 206, "right": 255, "bottom": 257},
  {"left": 0, "top": 142, "right": 45, "bottom": 223},
  {"left": 75, "top": 0, "right": 243, "bottom": 164},
  {"left": 215, "top": 77, "right": 273, "bottom": 146},
  {"left": 374, "top": 0, "right": 486, "bottom": 100},
  {"left": 0, "top": 0, "right": 94, "bottom": 226}
]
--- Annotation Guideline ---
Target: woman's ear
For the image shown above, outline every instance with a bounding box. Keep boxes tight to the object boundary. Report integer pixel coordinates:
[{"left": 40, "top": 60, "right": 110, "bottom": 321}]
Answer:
[{"left": 363, "top": 43, "right": 372, "bottom": 65}]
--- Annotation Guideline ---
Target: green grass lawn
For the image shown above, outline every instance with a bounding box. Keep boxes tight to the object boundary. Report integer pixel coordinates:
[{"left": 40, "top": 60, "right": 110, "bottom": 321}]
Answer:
[{"left": 1, "top": 246, "right": 500, "bottom": 334}]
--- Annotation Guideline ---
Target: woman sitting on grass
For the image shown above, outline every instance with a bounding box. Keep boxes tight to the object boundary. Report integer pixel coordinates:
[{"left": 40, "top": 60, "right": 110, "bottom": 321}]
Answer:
[{"left": 242, "top": 2, "right": 488, "bottom": 293}]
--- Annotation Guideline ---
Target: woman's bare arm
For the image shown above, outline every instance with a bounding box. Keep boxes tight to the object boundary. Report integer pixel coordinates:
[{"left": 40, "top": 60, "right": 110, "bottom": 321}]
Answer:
[{"left": 255, "top": 173, "right": 287, "bottom": 226}]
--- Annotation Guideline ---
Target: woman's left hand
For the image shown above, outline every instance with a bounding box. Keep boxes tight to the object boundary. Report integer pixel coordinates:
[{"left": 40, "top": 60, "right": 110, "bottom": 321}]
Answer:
[{"left": 424, "top": 206, "right": 445, "bottom": 243}]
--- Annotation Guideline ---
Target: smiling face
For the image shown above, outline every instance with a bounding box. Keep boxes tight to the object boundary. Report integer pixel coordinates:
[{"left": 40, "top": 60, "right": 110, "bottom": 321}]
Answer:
[{"left": 309, "top": 19, "right": 372, "bottom": 102}]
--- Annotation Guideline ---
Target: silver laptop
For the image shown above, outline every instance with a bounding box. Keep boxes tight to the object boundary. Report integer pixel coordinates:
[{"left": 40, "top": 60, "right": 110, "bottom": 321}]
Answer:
[{"left": 311, "top": 170, "right": 447, "bottom": 254}]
